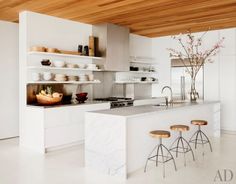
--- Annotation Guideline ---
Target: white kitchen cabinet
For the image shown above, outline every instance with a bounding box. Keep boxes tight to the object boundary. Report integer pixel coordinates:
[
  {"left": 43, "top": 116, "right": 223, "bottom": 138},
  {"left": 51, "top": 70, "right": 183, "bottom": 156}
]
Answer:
[{"left": 21, "top": 103, "right": 110, "bottom": 153}]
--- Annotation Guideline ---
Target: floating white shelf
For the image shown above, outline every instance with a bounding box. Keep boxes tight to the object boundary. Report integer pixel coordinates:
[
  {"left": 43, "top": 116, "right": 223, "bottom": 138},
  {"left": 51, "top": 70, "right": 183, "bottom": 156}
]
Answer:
[
  {"left": 27, "top": 80, "right": 101, "bottom": 84},
  {"left": 114, "top": 81, "right": 158, "bottom": 84},
  {"left": 27, "top": 66, "right": 103, "bottom": 72},
  {"left": 28, "top": 51, "right": 103, "bottom": 60},
  {"left": 130, "top": 61, "right": 158, "bottom": 65},
  {"left": 126, "top": 71, "right": 158, "bottom": 74}
]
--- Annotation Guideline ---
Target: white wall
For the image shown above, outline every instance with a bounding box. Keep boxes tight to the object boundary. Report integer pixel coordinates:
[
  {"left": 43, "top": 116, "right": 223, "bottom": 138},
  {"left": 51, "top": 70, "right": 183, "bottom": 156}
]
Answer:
[
  {"left": 151, "top": 28, "right": 236, "bottom": 131},
  {"left": 219, "top": 28, "right": 236, "bottom": 131},
  {"left": 0, "top": 21, "right": 19, "bottom": 139},
  {"left": 129, "top": 33, "right": 152, "bottom": 57},
  {"left": 151, "top": 36, "right": 171, "bottom": 96}
]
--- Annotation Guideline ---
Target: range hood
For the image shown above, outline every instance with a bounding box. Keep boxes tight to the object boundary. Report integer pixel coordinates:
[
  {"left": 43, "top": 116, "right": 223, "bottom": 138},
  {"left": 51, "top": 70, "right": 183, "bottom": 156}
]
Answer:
[{"left": 92, "top": 23, "right": 130, "bottom": 71}]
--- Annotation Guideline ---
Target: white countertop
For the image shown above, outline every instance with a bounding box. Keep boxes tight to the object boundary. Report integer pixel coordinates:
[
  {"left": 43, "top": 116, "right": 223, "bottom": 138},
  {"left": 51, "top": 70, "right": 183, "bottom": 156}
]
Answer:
[{"left": 88, "top": 101, "right": 220, "bottom": 117}]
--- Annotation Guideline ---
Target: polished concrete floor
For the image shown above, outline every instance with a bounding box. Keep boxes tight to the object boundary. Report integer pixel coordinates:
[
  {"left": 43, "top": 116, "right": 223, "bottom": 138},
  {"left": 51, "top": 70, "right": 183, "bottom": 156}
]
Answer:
[{"left": 0, "top": 134, "right": 236, "bottom": 184}]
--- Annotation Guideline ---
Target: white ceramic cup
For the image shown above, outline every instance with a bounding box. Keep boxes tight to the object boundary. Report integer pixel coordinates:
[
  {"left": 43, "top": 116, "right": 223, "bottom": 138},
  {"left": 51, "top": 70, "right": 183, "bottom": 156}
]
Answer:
[
  {"left": 88, "top": 74, "right": 94, "bottom": 81},
  {"left": 43, "top": 72, "right": 52, "bottom": 81},
  {"left": 32, "top": 72, "right": 41, "bottom": 81},
  {"left": 53, "top": 60, "right": 65, "bottom": 67}
]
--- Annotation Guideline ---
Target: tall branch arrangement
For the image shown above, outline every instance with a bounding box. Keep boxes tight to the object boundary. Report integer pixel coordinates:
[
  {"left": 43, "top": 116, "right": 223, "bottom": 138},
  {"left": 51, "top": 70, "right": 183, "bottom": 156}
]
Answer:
[{"left": 167, "top": 32, "right": 225, "bottom": 80}]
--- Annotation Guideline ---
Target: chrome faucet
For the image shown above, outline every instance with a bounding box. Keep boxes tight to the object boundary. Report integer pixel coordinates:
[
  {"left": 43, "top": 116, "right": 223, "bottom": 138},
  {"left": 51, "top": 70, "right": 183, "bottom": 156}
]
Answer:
[{"left": 161, "top": 86, "right": 173, "bottom": 106}]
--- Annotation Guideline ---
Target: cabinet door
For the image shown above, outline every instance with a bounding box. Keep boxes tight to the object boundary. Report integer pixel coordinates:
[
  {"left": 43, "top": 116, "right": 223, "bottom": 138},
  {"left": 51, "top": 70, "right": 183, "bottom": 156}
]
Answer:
[{"left": 106, "top": 24, "right": 129, "bottom": 71}]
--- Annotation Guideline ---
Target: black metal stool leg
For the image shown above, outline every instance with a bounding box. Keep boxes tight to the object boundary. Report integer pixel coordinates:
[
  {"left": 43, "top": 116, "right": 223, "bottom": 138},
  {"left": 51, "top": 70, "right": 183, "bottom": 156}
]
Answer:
[
  {"left": 144, "top": 144, "right": 158, "bottom": 172},
  {"left": 160, "top": 143, "right": 165, "bottom": 178},
  {"left": 162, "top": 144, "right": 177, "bottom": 171},
  {"left": 199, "top": 130, "right": 205, "bottom": 156},
  {"left": 156, "top": 144, "right": 160, "bottom": 167},
  {"left": 182, "top": 137, "right": 195, "bottom": 161},
  {"left": 189, "top": 125, "right": 213, "bottom": 154},
  {"left": 201, "top": 131, "right": 213, "bottom": 152},
  {"left": 176, "top": 138, "right": 181, "bottom": 158},
  {"left": 180, "top": 137, "right": 186, "bottom": 166},
  {"left": 194, "top": 130, "right": 200, "bottom": 149}
]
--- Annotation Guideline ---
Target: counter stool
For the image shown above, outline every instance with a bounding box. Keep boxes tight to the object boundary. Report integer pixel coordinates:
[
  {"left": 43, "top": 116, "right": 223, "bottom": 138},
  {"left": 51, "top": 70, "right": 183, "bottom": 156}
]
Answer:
[
  {"left": 169, "top": 125, "right": 195, "bottom": 166},
  {"left": 144, "top": 130, "right": 177, "bottom": 178},
  {"left": 189, "top": 120, "right": 212, "bottom": 152}
]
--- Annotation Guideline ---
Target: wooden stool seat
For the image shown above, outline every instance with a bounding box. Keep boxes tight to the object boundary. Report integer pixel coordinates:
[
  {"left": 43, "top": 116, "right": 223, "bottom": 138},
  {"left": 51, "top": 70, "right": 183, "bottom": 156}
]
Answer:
[
  {"left": 149, "top": 130, "right": 170, "bottom": 138},
  {"left": 191, "top": 120, "right": 208, "bottom": 126},
  {"left": 170, "top": 125, "right": 189, "bottom": 131}
]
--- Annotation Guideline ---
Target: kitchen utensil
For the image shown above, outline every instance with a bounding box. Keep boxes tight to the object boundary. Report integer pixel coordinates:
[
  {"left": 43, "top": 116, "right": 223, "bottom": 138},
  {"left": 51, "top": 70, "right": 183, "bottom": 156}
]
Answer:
[
  {"left": 54, "top": 74, "right": 67, "bottom": 81},
  {"left": 88, "top": 74, "right": 94, "bottom": 81},
  {"left": 78, "top": 45, "right": 83, "bottom": 53},
  {"left": 60, "top": 50, "right": 82, "bottom": 55},
  {"left": 83, "top": 46, "right": 89, "bottom": 56},
  {"left": 30, "top": 46, "right": 46, "bottom": 52},
  {"left": 78, "top": 64, "right": 86, "bottom": 69},
  {"left": 41, "top": 59, "right": 51, "bottom": 66},
  {"left": 67, "top": 76, "right": 78, "bottom": 81},
  {"left": 62, "top": 94, "right": 72, "bottom": 104},
  {"left": 78, "top": 74, "right": 88, "bottom": 81},
  {"left": 43, "top": 72, "right": 52, "bottom": 81},
  {"left": 36, "top": 93, "right": 63, "bottom": 105},
  {"left": 32, "top": 72, "right": 41, "bottom": 81},
  {"left": 76, "top": 97, "right": 88, "bottom": 103},
  {"left": 76, "top": 92, "right": 88, "bottom": 103},
  {"left": 53, "top": 60, "right": 65, "bottom": 67},
  {"left": 66, "top": 63, "right": 77, "bottom": 68},
  {"left": 86, "top": 63, "right": 97, "bottom": 69},
  {"left": 76, "top": 92, "right": 88, "bottom": 98},
  {"left": 46, "top": 48, "right": 59, "bottom": 53},
  {"left": 141, "top": 77, "right": 147, "bottom": 81}
]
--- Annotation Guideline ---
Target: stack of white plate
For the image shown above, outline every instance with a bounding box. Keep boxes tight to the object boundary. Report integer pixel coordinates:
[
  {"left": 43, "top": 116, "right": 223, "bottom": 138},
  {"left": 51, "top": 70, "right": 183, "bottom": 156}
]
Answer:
[
  {"left": 78, "top": 74, "right": 88, "bottom": 81},
  {"left": 68, "top": 75, "right": 78, "bottom": 81},
  {"left": 54, "top": 74, "right": 67, "bottom": 81},
  {"left": 86, "top": 63, "right": 98, "bottom": 70}
]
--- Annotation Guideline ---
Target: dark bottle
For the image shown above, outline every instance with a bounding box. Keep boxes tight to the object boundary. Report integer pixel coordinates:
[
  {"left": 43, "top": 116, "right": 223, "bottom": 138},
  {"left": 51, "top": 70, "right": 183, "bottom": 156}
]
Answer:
[
  {"left": 78, "top": 45, "right": 83, "bottom": 53},
  {"left": 83, "top": 46, "right": 89, "bottom": 56}
]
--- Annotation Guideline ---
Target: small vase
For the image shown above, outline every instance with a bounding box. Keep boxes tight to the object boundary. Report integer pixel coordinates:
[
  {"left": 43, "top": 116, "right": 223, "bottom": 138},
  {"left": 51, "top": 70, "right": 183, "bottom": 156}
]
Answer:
[{"left": 190, "top": 77, "right": 199, "bottom": 102}]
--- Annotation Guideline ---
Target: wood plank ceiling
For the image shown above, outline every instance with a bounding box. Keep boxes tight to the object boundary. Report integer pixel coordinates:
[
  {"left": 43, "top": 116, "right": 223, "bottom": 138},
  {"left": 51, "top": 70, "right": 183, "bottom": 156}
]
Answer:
[{"left": 0, "top": 0, "right": 236, "bottom": 37}]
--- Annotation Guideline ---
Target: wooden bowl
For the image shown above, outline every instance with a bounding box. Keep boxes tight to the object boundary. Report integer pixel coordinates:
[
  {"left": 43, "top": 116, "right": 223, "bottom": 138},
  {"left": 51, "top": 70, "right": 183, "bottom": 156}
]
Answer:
[
  {"left": 46, "top": 48, "right": 60, "bottom": 53},
  {"left": 36, "top": 93, "right": 63, "bottom": 105},
  {"left": 30, "top": 46, "right": 46, "bottom": 52}
]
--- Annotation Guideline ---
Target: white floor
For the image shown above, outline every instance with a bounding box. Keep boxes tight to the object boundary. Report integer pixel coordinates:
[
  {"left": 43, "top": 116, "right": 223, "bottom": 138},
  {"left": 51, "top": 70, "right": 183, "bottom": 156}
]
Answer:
[{"left": 0, "top": 134, "right": 236, "bottom": 184}]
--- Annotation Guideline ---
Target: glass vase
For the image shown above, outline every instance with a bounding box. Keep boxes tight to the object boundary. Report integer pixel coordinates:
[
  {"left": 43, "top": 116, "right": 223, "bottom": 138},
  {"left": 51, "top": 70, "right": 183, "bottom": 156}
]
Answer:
[{"left": 190, "top": 77, "right": 199, "bottom": 102}]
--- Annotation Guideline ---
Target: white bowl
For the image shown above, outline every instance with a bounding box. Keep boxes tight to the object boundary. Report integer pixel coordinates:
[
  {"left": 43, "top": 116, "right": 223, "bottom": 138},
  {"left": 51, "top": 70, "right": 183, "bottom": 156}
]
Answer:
[
  {"left": 43, "top": 72, "right": 52, "bottom": 81},
  {"left": 78, "top": 64, "right": 86, "bottom": 69},
  {"left": 53, "top": 60, "right": 65, "bottom": 67},
  {"left": 66, "top": 63, "right": 77, "bottom": 68},
  {"left": 32, "top": 72, "right": 41, "bottom": 81}
]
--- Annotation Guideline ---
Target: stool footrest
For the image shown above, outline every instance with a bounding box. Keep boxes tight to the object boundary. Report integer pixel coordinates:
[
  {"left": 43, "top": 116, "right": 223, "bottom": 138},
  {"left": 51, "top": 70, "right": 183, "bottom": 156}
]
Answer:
[{"left": 169, "top": 147, "right": 191, "bottom": 153}]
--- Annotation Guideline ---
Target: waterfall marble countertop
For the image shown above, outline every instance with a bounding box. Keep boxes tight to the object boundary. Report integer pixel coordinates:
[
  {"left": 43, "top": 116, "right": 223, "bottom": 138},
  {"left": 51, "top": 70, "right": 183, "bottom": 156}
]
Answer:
[{"left": 88, "top": 100, "right": 220, "bottom": 117}]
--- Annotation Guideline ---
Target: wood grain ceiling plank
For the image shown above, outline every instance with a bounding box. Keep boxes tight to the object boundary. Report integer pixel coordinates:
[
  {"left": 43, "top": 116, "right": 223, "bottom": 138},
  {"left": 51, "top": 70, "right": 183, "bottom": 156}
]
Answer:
[
  {"left": 130, "top": 7, "right": 236, "bottom": 31},
  {"left": 135, "top": 19, "right": 236, "bottom": 37},
  {"left": 48, "top": 0, "right": 150, "bottom": 21},
  {"left": 0, "top": 0, "right": 236, "bottom": 37},
  {"left": 108, "top": 0, "right": 236, "bottom": 25},
  {"left": 72, "top": 0, "right": 179, "bottom": 23}
]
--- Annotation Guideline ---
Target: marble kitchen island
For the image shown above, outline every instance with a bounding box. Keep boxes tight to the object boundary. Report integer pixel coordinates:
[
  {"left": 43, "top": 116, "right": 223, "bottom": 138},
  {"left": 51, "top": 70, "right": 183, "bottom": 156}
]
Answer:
[{"left": 85, "top": 101, "right": 220, "bottom": 179}]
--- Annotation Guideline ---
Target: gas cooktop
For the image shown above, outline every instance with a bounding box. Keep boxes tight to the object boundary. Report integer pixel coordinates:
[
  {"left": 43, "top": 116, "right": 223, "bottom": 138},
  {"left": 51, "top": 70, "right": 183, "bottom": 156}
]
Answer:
[{"left": 94, "top": 97, "right": 134, "bottom": 108}]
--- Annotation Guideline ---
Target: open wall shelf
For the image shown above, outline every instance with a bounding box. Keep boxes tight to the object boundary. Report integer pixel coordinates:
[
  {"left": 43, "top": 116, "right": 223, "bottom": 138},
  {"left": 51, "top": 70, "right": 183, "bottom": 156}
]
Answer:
[{"left": 28, "top": 51, "right": 103, "bottom": 60}]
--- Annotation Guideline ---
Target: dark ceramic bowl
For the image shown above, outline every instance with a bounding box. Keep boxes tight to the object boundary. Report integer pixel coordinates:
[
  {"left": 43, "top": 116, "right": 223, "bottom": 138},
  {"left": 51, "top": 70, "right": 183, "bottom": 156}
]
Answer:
[
  {"left": 41, "top": 59, "right": 51, "bottom": 66},
  {"left": 76, "top": 92, "right": 88, "bottom": 98}
]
